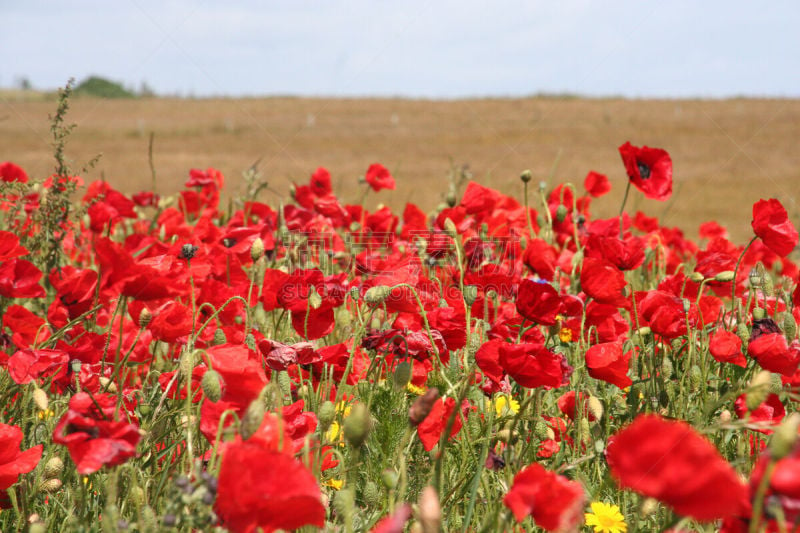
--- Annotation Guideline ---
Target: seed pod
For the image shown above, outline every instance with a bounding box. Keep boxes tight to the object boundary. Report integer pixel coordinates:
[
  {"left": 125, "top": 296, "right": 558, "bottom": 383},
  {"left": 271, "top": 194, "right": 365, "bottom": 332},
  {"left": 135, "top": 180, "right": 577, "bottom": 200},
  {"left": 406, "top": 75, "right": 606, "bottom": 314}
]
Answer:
[
  {"left": 43, "top": 457, "right": 64, "bottom": 479},
  {"left": 445, "top": 188, "right": 457, "bottom": 208},
  {"left": 240, "top": 397, "right": 266, "bottom": 440},
  {"left": 343, "top": 403, "right": 371, "bottom": 448},
  {"left": 318, "top": 401, "right": 335, "bottom": 431},
  {"left": 409, "top": 388, "right": 440, "bottom": 426},
  {"left": 746, "top": 371, "right": 772, "bottom": 411},
  {"left": 201, "top": 370, "right": 223, "bottom": 402}
]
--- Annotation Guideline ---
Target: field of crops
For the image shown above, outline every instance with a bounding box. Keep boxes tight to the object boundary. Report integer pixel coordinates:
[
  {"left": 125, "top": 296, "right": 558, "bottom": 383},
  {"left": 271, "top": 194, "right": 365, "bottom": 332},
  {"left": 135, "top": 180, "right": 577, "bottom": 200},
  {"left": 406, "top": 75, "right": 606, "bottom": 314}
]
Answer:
[{"left": 2, "top": 86, "right": 800, "bottom": 532}]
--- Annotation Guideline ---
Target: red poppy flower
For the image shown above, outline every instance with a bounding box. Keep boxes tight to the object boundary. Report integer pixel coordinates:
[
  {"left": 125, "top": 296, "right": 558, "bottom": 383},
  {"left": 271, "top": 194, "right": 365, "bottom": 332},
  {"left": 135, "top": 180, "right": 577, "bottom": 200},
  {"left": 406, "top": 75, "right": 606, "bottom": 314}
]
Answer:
[
  {"left": 734, "top": 393, "right": 785, "bottom": 434},
  {"left": 365, "top": 163, "right": 395, "bottom": 192},
  {"left": 516, "top": 279, "right": 562, "bottom": 326},
  {"left": 556, "top": 391, "right": 596, "bottom": 422},
  {"left": 584, "top": 171, "right": 611, "bottom": 198},
  {"left": 606, "top": 414, "right": 748, "bottom": 521},
  {"left": 417, "top": 397, "right": 467, "bottom": 451},
  {"left": 748, "top": 333, "right": 800, "bottom": 376},
  {"left": 752, "top": 198, "right": 799, "bottom": 257},
  {"left": 0, "top": 161, "right": 28, "bottom": 183},
  {"left": 635, "top": 290, "right": 688, "bottom": 339},
  {"left": 585, "top": 341, "right": 632, "bottom": 389},
  {"left": 309, "top": 167, "right": 332, "bottom": 197},
  {"left": 0, "top": 258, "right": 45, "bottom": 298},
  {"left": 499, "top": 342, "right": 570, "bottom": 389},
  {"left": 216, "top": 428, "right": 325, "bottom": 533},
  {"left": 370, "top": 504, "right": 412, "bottom": 533},
  {"left": 0, "top": 231, "right": 28, "bottom": 262},
  {"left": 584, "top": 233, "right": 645, "bottom": 271},
  {"left": 0, "top": 424, "right": 42, "bottom": 499},
  {"left": 709, "top": 329, "right": 747, "bottom": 367},
  {"left": 53, "top": 392, "right": 141, "bottom": 474},
  {"left": 618, "top": 142, "right": 672, "bottom": 201},
  {"left": 748, "top": 441, "right": 800, "bottom": 524},
  {"left": 580, "top": 257, "right": 627, "bottom": 305},
  {"left": 503, "top": 462, "right": 585, "bottom": 530},
  {"left": 523, "top": 238, "right": 558, "bottom": 281},
  {"left": 6, "top": 348, "right": 68, "bottom": 385}
]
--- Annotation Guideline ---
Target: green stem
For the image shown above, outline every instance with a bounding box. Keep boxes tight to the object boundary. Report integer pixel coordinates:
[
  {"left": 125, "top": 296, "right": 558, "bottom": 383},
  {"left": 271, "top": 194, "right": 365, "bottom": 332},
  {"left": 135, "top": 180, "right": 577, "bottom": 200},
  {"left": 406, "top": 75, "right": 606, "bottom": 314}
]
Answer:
[{"left": 618, "top": 180, "right": 632, "bottom": 239}]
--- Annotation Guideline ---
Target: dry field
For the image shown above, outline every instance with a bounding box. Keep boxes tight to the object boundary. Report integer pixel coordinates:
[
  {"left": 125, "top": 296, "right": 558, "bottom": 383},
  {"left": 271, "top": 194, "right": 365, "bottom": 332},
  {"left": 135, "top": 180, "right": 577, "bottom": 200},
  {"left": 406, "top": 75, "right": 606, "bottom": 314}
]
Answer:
[{"left": 1, "top": 94, "right": 798, "bottom": 242}]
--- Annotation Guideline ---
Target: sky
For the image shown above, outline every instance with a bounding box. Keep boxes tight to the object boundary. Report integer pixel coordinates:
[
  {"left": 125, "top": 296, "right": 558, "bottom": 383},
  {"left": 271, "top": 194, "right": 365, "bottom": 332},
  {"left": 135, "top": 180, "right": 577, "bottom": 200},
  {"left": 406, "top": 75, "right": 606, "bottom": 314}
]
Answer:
[{"left": 2, "top": 1, "right": 799, "bottom": 99}]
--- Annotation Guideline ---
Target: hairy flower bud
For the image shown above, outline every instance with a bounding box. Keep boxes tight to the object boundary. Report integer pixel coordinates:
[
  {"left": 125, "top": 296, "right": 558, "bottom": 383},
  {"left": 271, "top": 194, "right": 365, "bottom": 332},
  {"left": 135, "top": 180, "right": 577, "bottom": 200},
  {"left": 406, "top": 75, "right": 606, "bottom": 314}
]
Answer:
[
  {"left": 555, "top": 204, "right": 568, "bottom": 223},
  {"left": 364, "top": 285, "right": 392, "bottom": 305},
  {"left": 250, "top": 237, "right": 264, "bottom": 262},
  {"left": 39, "top": 478, "right": 63, "bottom": 493},
  {"left": 746, "top": 371, "right": 773, "bottom": 412},
  {"left": 520, "top": 169, "right": 532, "bottom": 183},
  {"left": 689, "top": 271, "right": 705, "bottom": 283},
  {"left": 240, "top": 397, "right": 266, "bottom": 441},
  {"left": 362, "top": 481, "right": 381, "bottom": 507},
  {"left": 714, "top": 270, "right": 735, "bottom": 282},
  {"left": 393, "top": 361, "right": 413, "bottom": 389},
  {"left": 201, "top": 370, "right": 223, "bottom": 402},
  {"left": 138, "top": 307, "right": 152, "bottom": 328},
  {"left": 318, "top": 401, "right": 335, "bottom": 431},
  {"left": 409, "top": 388, "right": 440, "bottom": 426},
  {"left": 343, "top": 403, "right": 371, "bottom": 448},
  {"left": 463, "top": 285, "right": 478, "bottom": 306},
  {"left": 32, "top": 387, "right": 49, "bottom": 412},
  {"left": 213, "top": 328, "right": 227, "bottom": 345},
  {"left": 43, "top": 457, "right": 64, "bottom": 479}
]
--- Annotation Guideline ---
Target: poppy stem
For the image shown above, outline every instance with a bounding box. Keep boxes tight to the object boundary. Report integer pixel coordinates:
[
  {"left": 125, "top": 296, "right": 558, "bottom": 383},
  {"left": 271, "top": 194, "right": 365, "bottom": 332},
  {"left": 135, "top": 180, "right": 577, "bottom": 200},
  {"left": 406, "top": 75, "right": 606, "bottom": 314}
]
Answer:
[{"left": 618, "top": 180, "right": 632, "bottom": 239}]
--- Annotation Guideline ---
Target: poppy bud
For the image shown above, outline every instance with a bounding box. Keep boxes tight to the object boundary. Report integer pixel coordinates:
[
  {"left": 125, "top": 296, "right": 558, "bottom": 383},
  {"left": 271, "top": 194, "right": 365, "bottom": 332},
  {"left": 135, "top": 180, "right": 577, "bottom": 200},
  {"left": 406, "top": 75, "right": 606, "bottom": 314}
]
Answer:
[
  {"left": 343, "top": 403, "right": 371, "bottom": 448},
  {"left": 409, "top": 388, "right": 440, "bottom": 426},
  {"left": 520, "top": 169, "right": 532, "bottom": 183},
  {"left": 689, "top": 271, "right": 705, "bottom": 283},
  {"left": 39, "top": 478, "right": 62, "bottom": 493},
  {"left": 43, "top": 457, "right": 64, "bottom": 479},
  {"left": 240, "top": 397, "right": 266, "bottom": 441},
  {"left": 32, "top": 387, "right": 49, "bottom": 411},
  {"left": 555, "top": 204, "right": 568, "bottom": 223},
  {"left": 753, "top": 307, "right": 766, "bottom": 320},
  {"left": 746, "top": 371, "right": 772, "bottom": 411},
  {"left": 587, "top": 396, "right": 603, "bottom": 421},
  {"left": 318, "top": 401, "right": 335, "bottom": 431},
  {"left": 333, "top": 488, "right": 355, "bottom": 520},
  {"left": 381, "top": 468, "right": 399, "bottom": 489},
  {"left": 640, "top": 498, "right": 659, "bottom": 516},
  {"left": 245, "top": 333, "right": 256, "bottom": 351},
  {"left": 719, "top": 409, "right": 732, "bottom": 423},
  {"left": 463, "top": 285, "right": 478, "bottom": 306},
  {"left": 736, "top": 322, "right": 751, "bottom": 345},
  {"left": 364, "top": 285, "right": 391, "bottom": 305},
  {"left": 29, "top": 522, "right": 45, "bottom": 533},
  {"left": 393, "top": 361, "right": 413, "bottom": 389},
  {"left": 770, "top": 412, "right": 800, "bottom": 460},
  {"left": 98, "top": 376, "right": 117, "bottom": 393},
  {"left": 179, "top": 350, "right": 196, "bottom": 381},
  {"left": 661, "top": 356, "right": 674, "bottom": 379},
  {"left": 538, "top": 181, "right": 547, "bottom": 192},
  {"left": 689, "top": 365, "right": 703, "bottom": 387},
  {"left": 349, "top": 286, "right": 360, "bottom": 301},
  {"left": 276, "top": 371, "right": 292, "bottom": 398},
  {"left": 496, "top": 428, "right": 519, "bottom": 444},
  {"left": 213, "top": 328, "right": 227, "bottom": 345},
  {"left": 682, "top": 299, "right": 691, "bottom": 313},
  {"left": 201, "top": 370, "right": 223, "bottom": 402},
  {"left": 533, "top": 420, "right": 550, "bottom": 441},
  {"left": 785, "top": 313, "right": 798, "bottom": 341},
  {"left": 138, "top": 308, "right": 152, "bottom": 328},
  {"left": 250, "top": 237, "right": 264, "bottom": 262},
  {"left": 443, "top": 217, "right": 457, "bottom": 237},
  {"left": 714, "top": 270, "right": 735, "bottom": 282},
  {"left": 362, "top": 481, "right": 381, "bottom": 507},
  {"left": 418, "top": 486, "right": 441, "bottom": 533},
  {"left": 129, "top": 486, "right": 145, "bottom": 507}
]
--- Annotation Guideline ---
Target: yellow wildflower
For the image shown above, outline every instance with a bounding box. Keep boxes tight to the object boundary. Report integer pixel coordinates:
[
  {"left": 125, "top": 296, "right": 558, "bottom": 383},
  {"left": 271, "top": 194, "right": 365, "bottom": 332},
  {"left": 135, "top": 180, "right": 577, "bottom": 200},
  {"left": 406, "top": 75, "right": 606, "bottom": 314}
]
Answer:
[
  {"left": 493, "top": 394, "right": 519, "bottom": 417},
  {"left": 585, "top": 502, "right": 627, "bottom": 533}
]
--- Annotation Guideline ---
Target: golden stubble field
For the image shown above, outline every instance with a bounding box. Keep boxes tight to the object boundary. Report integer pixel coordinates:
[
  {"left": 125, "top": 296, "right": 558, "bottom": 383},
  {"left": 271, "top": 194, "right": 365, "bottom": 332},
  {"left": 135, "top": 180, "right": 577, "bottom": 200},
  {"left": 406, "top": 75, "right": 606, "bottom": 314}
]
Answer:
[{"left": 1, "top": 95, "right": 798, "bottom": 243}]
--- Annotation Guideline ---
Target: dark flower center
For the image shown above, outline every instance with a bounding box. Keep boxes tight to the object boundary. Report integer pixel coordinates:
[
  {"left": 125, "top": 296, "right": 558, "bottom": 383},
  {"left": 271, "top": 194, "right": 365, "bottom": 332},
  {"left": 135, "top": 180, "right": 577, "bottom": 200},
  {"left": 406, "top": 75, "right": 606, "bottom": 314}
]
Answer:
[{"left": 637, "top": 161, "right": 651, "bottom": 180}]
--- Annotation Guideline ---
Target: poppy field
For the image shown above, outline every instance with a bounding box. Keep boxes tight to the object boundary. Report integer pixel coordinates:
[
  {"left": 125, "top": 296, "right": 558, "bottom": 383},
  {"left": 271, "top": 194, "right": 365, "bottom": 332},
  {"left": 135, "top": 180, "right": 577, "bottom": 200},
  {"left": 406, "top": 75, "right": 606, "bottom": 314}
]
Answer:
[{"left": 3, "top": 87, "right": 800, "bottom": 532}]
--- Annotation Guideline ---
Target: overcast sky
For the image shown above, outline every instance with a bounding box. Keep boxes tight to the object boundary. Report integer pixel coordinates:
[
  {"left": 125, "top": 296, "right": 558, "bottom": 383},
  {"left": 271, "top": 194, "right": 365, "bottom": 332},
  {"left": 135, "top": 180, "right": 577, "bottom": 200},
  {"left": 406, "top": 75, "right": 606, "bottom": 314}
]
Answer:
[{"left": 2, "top": 1, "right": 798, "bottom": 98}]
